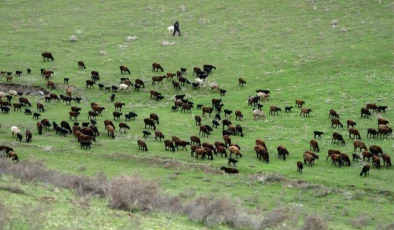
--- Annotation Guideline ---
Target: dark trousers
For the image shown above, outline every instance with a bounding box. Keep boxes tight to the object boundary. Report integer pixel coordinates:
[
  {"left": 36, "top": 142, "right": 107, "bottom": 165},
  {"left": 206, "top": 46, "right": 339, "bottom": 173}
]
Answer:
[{"left": 173, "top": 27, "right": 181, "bottom": 36}]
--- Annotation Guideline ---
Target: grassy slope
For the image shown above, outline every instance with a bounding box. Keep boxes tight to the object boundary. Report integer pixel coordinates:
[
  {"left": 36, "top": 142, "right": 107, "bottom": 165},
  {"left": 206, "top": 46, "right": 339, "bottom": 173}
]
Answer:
[{"left": 0, "top": 0, "right": 393, "bottom": 229}]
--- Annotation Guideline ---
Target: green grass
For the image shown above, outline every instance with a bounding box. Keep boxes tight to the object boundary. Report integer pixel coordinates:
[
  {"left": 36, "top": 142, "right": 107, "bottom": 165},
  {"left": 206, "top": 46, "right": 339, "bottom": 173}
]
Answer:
[{"left": 0, "top": 0, "right": 393, "bottom": 229}]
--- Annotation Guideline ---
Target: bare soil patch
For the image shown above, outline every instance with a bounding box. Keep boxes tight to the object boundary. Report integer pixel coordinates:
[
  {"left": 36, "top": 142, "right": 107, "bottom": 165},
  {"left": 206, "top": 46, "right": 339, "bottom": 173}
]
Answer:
[{"left": 0, "top": 83, "right": 49, "bottom": 95}]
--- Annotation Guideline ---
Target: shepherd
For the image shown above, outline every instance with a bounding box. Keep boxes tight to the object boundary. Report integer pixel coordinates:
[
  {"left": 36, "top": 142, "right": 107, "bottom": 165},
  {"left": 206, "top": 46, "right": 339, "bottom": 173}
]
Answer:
[{"left": 173, "top": 21, "right": 181, "bottom": 36}]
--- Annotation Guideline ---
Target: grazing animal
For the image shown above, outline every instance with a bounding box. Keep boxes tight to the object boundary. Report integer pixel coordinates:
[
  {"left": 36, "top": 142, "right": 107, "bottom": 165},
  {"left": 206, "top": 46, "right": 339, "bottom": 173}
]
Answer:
[
  {"left": 328, "top": 109, "right": 339, "bottom": 119},
  {"left": 269, "top": 106, "right": 281, "bottom": 115},
  {"left": 15, "top": 133, "right": 23, "bottom": 141},
  {"left": 360, "top": 164, "right": 370, "bottom": 177},
  {"left": 341, "top": 153, "right": 351, "bottom": 166},
  {"left": 369, "top": 145, "right": 383, "bottom": 156},
  {"left": 137, "top": 139, "right": 148, "bottom": 151},
  {"left": 348, "top": 128, "right": 361, "bottom": 139},
  {"left": 220, "top": 167, "right": 239, "bottom": 174},
  {"left": 33, "top": 112, "right": 41, "bottom": 120},
  {"left": 47, "top": 81, "right": 56, "bottom": 90},
  {"left": 277, "top": 145, "right": 289, "bottom": 161},
  {"left": 212, "top": 119, "right": 220, "bottom": 128},
  {"left": 113, "top": 112, "right": 122, "bottom": 121},
  {"left": 167, "top": 25, "right": 174, "bottom": 35},
  {"left": 224, "top": 109, "right": 233, "bottom": 117},
  {"left": 238, "top": 78, "right": 246, "bottom": 87},
  {"left": 119, "top": 122, "right": 130, "bottom": 133},
  {"left": 295, "top": 99, "right": 305, "bottom": 108},
  {"left": 228, "top": 146, "right": 242, "bottom": 158},
  {"left": 227, "top": 158, "right": 238, "bottom": 167},
  {"left": 235, "top": 110, "right": 243, "bottom": 120},
  {"left": 297, "top": 161, "right": 303, "bottom": 174},
  {"left": 24, "top": 109, "right": 32, "bottom": 115},
  {"left": 331, "top": 118, "right": 343, "bottom": 128},
  {"left": 164, "top": 140, "right": 176, "bottom": 152},
  {"left": 27, "top": 68, "right": 31, "bottom": 74},
  {"left": 313, "top": 131, "right": 324, "bottom": 139},
  {"left": 36, "top": 122, "right": 43, "bottom": 135},
  {"left": 331, "top": 154, "right": 343, "bottom": 167},
  {"left": 86, "top": 80, "right": 96, "bottom": 88},
  {"left": 372, "top": 155, "right": 381, "bottom": 169},
  {"left": 78, "top": 61, "right": 86, "bottom": 69},
  {"left": 194, "top": 115, "right": 202, "bottom": 126},
  {"left": 332, "top": 132, "right": 345, "bottom": 145},
  {"left": 199, "top": 125, "right": 210, "bottom": 137},
  {"left": 152, "top": 63, "right": 164, "bottom": 72},
  {"left": 378, "top": 126, "right": 392, "bottom": 138},
  {"left": 25, "top": 130, "right": 32, "bottom": 143},
  {"left": 201, "top": 106, "right": 214, "bottom": 117},
  {"left": 362, "top": 151, "right": 373, "bottom": 161},
  {"left": 347, "top": 120, "right": 356, "bottom": 128},
  {"left": 119, "top": 84, "right": 130, "bottom": 91},
  {"left": 120, "top": 65, "right": 131, "bottom": 74},
  {"left": 382, "top": 154, "right": 392, "bottom": 168},
  {"left": 152, "top": 76, "right": 166, "bottom": 85},
  {"left": 143, "top": 130, "right": 151, "bottom": 138},
  {"left": 300, "top": 108, "right": 312, "bottom": 117},
  {"left": 11, "top": 126, "right": 21, "bottom": 137},
  {"left": 253, "top": 109, "right": 266, "bottom": 120},
  {"left": 366, "top": 103, "right": 378, "bottom": 112},
  {"left": 111, "top": 85, "right": 119, "bottom": 92},
  {"left": 353, "top": 140, "right": 367, "bottom": 152},
  {"left": 377, "top": 118, "right": 389, "bottom": 126},
  {"left": 8, "top": 152, "right": 19, "bottom": 163},
  {"left": 377, "top": 105, "right": 388, "bottom": 113},
  {"left": 114, "top": 102, "right": 125, "bottom": 111},
  {"left": 352, "top": 153, "right": 361, "bottom": 161},
  {"left": 42, "top": 52, "right": 54, "bottom": 61},
  {"left": 69, "top": 111, "right": 80, "bottom": 121},
  {"left": 284, "top": 106, "right": 293, "bottom": 113},
  {"left": 154, "top": 130, "right": 165, "bottom": 142},
  {"left": 149, "top": 113, "right": 160, "bottom": 125},
  {"left": 143, "top": 118, "right": 156, "bottom": 130},
  {"left": 360, "top": 108, "right": 371, "bottom": 118},
  {"left": 15, "top": 70, "right": 22, "bottom": 77},
  {"left": 106, "top": 125, "right": 115, "bottom": 139}
]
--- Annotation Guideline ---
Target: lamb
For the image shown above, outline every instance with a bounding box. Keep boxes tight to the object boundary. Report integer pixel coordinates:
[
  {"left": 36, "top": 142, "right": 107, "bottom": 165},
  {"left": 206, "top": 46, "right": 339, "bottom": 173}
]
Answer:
[{"left": 167, "top": 26, "right": 174, "bottom": 35}]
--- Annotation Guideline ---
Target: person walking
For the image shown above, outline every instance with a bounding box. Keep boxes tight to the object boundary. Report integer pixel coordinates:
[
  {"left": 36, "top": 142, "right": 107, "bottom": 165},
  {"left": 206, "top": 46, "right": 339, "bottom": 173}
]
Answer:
[{"left": 173, "top": 21, "right": 181, "bottom": 36}]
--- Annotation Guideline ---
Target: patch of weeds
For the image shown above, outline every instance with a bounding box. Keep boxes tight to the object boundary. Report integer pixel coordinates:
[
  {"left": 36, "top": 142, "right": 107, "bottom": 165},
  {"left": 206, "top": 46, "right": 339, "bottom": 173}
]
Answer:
[{"left": 350, "top": 213, "right": 370, "bottom": 229}]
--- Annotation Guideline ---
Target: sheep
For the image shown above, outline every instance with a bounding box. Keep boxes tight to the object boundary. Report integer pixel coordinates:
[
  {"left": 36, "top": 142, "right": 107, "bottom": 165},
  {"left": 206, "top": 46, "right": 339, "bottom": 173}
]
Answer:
[
  {"left": 11, "top": 126, "right": 21, "bottom": 137},
  {"left": 167, "top": 26, "right": 174, "bottom": 35},
  {"left": 119, "top": 83, "right": 130, "bottom": 91}
]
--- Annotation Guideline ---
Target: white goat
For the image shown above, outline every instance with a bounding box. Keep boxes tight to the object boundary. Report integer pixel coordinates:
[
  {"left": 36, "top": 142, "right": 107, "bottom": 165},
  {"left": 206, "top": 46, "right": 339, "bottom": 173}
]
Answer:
[
  {"left": 253, "top": 109, "right": 266, "bottom": 120},
  {"left": 38, "top": 91, "right": 45, "bottom": 99},
  {"left": 167, "top": 26, "right": 174, "bottom": 35},
  {"left": 0, "top": 92, "right": 5, "bottom": 98},
  {"left": 9, "top": 90, "right": 18, "bottom": 98},
  {"left": 11, "top": 126, "right": 21, "bottom": 136},
  {"left": 257, "top": 92, "right": 270, "bottom": 101},
  {"left": 119, "top": 84, "right": 130, "bottom": 91}
]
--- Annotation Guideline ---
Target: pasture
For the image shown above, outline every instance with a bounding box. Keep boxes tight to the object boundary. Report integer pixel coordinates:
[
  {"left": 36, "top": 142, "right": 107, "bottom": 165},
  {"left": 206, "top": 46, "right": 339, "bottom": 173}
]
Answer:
[{"left": 0, "top": 0, "right": 393, "bottom": 229}]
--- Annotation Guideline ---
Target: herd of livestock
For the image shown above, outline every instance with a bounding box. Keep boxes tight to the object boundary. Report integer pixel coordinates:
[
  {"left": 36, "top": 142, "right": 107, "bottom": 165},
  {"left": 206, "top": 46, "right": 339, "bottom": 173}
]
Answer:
[{"left": 0, "top": 52, "right": 392, "bottom": 177}]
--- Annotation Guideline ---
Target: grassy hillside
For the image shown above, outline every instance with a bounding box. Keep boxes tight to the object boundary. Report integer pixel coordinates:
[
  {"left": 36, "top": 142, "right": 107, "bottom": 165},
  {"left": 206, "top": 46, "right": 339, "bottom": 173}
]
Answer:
[{"left": 0, "top": 0, "right": 393, "bottom": 229}]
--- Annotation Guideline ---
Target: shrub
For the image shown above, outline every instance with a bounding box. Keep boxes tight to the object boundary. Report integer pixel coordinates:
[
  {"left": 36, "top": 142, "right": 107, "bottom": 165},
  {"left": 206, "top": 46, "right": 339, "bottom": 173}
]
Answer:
[
  {"left": 107, "top": 175, "right": 159, "bottom": 212},
  {"left": 0, "top": 185, "right": 25, "bottom": 194},
  {"left": 350, "top": 214, "right": 370, "bottom": 229},
  {"left": 301, "top": 214, "right": 328, "bottom": 230},
  {"left": 259, "top": 206, "right": 290, "bottom": 229},
  {"left": 385, "top": 222, "right": 394, "bottom": 230}
]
